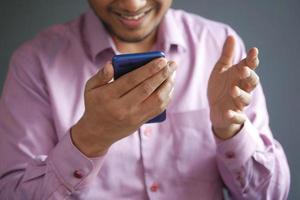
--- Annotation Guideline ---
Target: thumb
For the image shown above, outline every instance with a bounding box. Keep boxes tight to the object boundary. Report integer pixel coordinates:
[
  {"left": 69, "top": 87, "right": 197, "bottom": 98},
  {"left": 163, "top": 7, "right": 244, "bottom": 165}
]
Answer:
[
  {"left": 215, "top": 36, "right": 235, "bottom": 71},
  {"left": 85, "top": 61, "right": 114, "bottom": 91}
]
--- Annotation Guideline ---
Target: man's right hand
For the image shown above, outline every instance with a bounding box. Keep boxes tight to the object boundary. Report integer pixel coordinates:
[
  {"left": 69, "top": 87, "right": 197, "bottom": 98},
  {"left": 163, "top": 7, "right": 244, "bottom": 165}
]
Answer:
[{"left": 71, "top": 58, "right": 176, "bottom": 157}]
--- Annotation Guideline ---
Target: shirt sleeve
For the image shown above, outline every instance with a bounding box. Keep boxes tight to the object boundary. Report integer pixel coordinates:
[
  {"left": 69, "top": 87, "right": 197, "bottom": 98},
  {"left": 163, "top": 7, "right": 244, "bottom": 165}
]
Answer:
[
  {"left": 215, "top": 28, "right": 290, "bottom": 199},
  {"left": 0, "top": 42, "right": 105, "bottom": 199}
]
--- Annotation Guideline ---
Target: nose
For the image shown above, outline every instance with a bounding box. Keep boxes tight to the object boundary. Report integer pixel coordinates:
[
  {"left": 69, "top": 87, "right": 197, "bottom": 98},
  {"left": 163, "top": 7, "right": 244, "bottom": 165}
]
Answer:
[{"left": 119, "top": 0, "right": 147, "bottom": 13}]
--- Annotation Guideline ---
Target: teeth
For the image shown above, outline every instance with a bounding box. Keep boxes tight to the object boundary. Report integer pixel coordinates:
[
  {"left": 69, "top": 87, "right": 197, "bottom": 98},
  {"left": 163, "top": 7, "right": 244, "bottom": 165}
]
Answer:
[{"left": 121, "top": 12, "right": 146, "bottom": 20}]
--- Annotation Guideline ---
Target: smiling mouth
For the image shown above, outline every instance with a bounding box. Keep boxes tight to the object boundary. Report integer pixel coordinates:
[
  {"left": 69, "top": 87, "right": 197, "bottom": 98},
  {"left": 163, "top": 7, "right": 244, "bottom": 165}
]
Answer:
[{"left": 113, "top": 9, "right": 152, "bottom": 21}]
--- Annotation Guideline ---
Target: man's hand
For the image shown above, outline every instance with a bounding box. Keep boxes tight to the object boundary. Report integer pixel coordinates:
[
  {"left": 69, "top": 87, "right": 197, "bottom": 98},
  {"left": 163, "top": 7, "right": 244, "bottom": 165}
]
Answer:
[
  {"left": 208, "top": 36, "right": 260, "bottom": 140},
  {"left": 71, "top": 58, "right": 176, "bottom": 157}
]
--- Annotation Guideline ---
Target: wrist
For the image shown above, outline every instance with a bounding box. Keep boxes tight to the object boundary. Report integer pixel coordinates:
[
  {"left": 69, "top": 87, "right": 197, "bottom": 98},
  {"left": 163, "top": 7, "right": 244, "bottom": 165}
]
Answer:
[
  {"left": 70, "top": 118, "right": 109, "bottom": 157},
  {"left": 212, "top": 123, "right": 243, "bottom": 140}
]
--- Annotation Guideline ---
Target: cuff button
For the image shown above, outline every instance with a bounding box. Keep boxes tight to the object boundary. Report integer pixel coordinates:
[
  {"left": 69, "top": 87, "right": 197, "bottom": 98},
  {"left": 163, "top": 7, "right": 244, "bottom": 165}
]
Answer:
[{"left": 73, "top": 169, "right": 83, "bottom": 179}]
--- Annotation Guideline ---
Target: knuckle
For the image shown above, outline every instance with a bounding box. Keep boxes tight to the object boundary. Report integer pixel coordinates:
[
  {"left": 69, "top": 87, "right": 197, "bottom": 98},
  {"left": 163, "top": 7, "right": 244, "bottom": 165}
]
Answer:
[
  {"left": 125, "top": 76, "right": 138, "bottom": 86},
  {"left": 162, "top": 67, "right": 170, "bottom": 79},
  {"left": 141, "top": 82, "right": 154, "bottom": 95},
  {"left": 149, "top": 58, "right": 166, "bottom": 73},
  {"left": 149, "top": 62, "right": 161, "bottom": 74}
]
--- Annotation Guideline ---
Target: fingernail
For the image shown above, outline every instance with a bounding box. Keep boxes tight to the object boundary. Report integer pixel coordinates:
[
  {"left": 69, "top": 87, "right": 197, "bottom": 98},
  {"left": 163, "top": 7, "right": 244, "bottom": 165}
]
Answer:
[
  {"left": 228, "top": 110, "right": 235, "bottom": 118},
  {"left": 254, "top": 47, "right": 259, "bottom": 55},
  {"left": 168, "top": 61, "right": 177, "bottom": 71}
]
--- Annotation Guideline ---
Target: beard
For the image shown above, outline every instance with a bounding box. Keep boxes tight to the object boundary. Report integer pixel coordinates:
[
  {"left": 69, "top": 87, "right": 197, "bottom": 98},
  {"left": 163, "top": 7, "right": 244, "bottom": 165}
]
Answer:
[{"left": 101, "top": 20, "right": 159, "bottom": 43}]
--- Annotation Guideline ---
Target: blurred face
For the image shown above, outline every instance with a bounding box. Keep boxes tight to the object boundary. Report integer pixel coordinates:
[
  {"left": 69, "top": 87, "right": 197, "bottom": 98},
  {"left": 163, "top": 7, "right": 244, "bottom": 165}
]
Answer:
[{"left": 89, "top": 0, "right": 173, "bottom": 43}]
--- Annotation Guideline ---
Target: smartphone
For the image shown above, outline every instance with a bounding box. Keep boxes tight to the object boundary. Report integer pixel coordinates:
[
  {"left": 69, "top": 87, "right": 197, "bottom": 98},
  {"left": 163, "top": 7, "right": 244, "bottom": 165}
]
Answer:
[{"left": 112, "top": 51, "right": 166, "bottom": 123}]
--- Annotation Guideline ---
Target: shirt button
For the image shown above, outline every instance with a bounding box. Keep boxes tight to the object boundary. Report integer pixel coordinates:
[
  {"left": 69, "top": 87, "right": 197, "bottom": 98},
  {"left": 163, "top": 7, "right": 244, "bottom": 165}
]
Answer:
[
  {"left": 150, "top": 183, "right": 159, "bottom": 192},
  {"left": 243, "top": 188, "right": 249, "bottom": 194},
  {"left": 34, "top": 155, "right": 47, "bottom": 166},
  {"left": 225, "top": 151, "right": 235, "bottom": 159},
  {"left": 144, "top": 127, "right": 153, "bottom": 137},
  {"left": 73, "top": 169, "right": 83, "bottom": 179}
]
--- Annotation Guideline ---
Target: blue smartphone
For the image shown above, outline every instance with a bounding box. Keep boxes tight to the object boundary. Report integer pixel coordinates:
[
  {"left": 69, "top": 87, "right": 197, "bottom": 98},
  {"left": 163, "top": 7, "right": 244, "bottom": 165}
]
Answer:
[{"left": 112, "top": 51, "right": 166, "bottom": 123}]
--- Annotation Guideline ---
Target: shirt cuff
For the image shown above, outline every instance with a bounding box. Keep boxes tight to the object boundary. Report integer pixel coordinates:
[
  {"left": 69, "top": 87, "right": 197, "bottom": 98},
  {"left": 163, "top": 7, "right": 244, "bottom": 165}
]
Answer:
[
  {"left": 48, "top": 131, "right": 106, "bottom": 191},
  {"left": 215, "top": 119, "right": 265, "bottom": 170}
]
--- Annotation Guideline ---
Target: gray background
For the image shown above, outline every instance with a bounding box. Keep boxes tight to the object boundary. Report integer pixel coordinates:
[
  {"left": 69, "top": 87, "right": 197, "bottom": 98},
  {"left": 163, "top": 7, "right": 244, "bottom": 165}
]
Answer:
[{"left": 0, "top": 0, "right": 299, "bottom": 199}]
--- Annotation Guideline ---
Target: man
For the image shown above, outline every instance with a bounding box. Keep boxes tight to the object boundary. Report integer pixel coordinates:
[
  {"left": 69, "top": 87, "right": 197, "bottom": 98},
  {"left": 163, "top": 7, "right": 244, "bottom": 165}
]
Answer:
[{"left": 0, "top": 0, "right": 290, "bottom": 199}]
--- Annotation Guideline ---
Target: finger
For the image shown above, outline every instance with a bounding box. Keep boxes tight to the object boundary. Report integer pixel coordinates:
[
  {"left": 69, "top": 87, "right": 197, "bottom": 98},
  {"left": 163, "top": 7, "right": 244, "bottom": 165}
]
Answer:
[
  {"left": 246, "top": 47, "right": 259, "bottom": 70},
  {"left": 215, "top": 36, "right": 235, "bottom": 71},
  {"left": 139, "top": 76, "right": 174, "bottom": 121},
  {"left": 236, "top": 48, "right": 259, "bottom": 70},
  {"left": 121, "top": 61, "right": 177, "bottom": 105},
  {"left": 85, "top": 61, "right": 114, "bottom": 91},
  {"left": 237, "top": 66, "right": 251, "bottom": 79},
  {"left": 225, "top": 110, "right": 247, "bottom": 125},
  {"left": 110, "top": 58, "right": 168, "bottom": 97},
  {"left": 239, "top": 69, "right": 260, "bottom": 92},
  {"left": 231, "top": 86, "right": 252, "bottom": 110}
]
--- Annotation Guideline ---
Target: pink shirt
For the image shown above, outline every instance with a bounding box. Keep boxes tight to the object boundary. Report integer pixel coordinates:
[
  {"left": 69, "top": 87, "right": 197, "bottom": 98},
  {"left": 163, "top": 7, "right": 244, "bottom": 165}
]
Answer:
[{"left": 0, "top": 8, "right": 290, "bottom": 199}]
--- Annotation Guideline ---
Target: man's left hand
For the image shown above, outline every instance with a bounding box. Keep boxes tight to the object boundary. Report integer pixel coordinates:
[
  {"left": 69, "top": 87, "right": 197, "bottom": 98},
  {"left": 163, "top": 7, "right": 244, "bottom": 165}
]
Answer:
[{"left": 208, "top": 36, "right": 260, "bottom": 140}]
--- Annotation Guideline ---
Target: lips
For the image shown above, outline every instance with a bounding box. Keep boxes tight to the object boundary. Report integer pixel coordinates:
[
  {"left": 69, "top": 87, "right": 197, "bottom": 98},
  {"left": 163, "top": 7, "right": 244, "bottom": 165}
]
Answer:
[
  {"left": 120, "top": 12, "right": 147, "bottom": 20},
  {"left": 113, "top": 9, "right": 152, "bottom": 29}
]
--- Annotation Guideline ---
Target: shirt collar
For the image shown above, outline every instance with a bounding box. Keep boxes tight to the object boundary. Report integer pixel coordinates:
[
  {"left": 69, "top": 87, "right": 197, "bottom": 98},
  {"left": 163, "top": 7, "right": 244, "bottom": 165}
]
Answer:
[
  {"left": 157, "top": 9, "right": 187, "bottom": 53},
  {"left": 83, "top": 9, "right": 116, "bottom": 61},
  {"left": 83, "top": 8, "right": 187, "bottom": 61}
]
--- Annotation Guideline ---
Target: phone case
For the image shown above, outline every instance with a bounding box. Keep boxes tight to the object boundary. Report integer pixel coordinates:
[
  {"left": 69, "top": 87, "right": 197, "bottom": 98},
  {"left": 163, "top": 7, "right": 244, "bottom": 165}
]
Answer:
[{"left": 112, "top": 51, "right": 166, "bottom": 123}]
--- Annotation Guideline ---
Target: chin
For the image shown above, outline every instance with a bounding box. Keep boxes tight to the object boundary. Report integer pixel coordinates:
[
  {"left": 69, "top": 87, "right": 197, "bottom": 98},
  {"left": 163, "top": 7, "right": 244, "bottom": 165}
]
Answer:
[
  {"left": 109, "top": 30, "right": 155, "bottom": 44},
  {"left": 112, "top": 25, "right": 158, "bottom": 43},
  {"left": 114, "top": 33, "right": 151, "bottom": 43}
]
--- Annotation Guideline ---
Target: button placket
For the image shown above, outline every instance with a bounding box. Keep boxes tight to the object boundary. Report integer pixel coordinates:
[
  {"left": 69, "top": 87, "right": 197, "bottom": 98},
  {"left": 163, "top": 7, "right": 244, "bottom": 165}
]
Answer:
[
  {"left": 236, "top": 168, "right": 246, "bottom": 189},
  {"left": 139, "top": 125, "right": 161, "bottom": 197}
]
